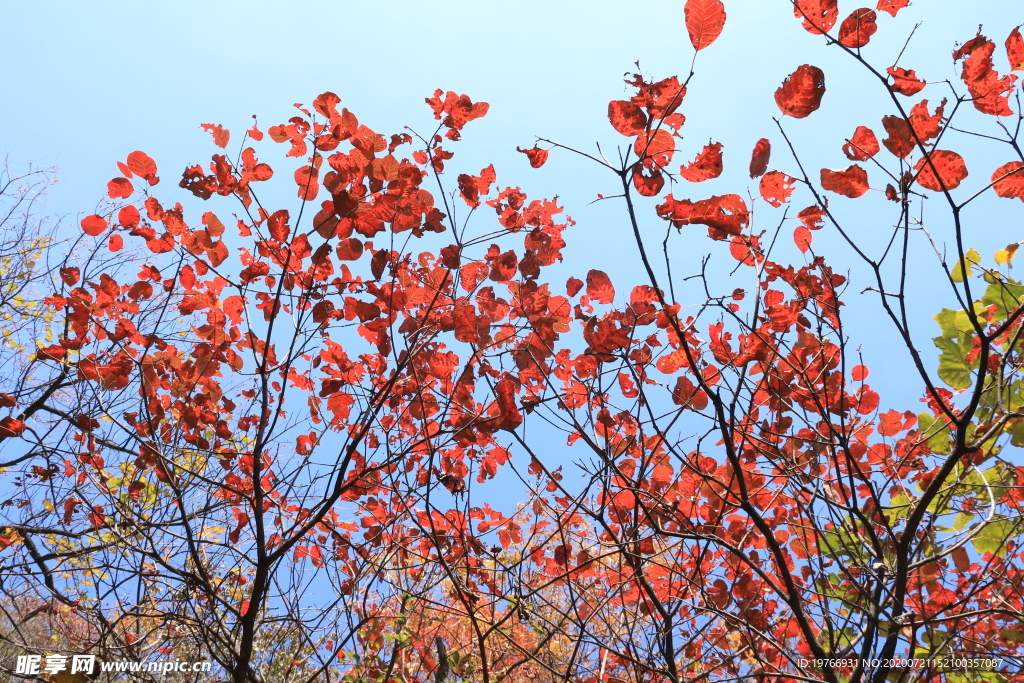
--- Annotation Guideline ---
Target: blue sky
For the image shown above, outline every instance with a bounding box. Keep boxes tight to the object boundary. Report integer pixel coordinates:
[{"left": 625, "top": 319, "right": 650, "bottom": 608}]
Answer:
[{"left": 3, "top": 0, "right": 1022, "bottom": 415}]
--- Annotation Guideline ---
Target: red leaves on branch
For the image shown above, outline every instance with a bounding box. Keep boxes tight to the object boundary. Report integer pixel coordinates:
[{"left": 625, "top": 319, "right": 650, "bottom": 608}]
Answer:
[
  {"left": 627, "top": 74, "right": 686, "bottom": 120},
  {"left": 775, "top": 65, "right": 826, "bottom": 118},
  {"left": 843, "top": 125, "right": 880, "bottom": 160},
  {"left": 749, "top": 138, "right": 771, "bottom": 178},
  {"left": 684, "top": 0, "right": 727, "bottom": 51},
  {"left": 679, "top": 142, "right": 723, "bottom": 182},
  {"left": 992, "top": 161, "right": 1024, "bottom": 200},
  {"left": 953, "top": 35, "right": 1017, "bottom": 116},
  {"left": 759, "top": 171, "right": 795, "bottom": 207},
  {"left": 875, "top": 0, "right": 910, "bottom": 17},
  {"left": 838, "top": 9, "right": 878, "bottom": 48},
  {"left": 887, "top": 66, "right": 927, "bottom": 95},
  {"left": 820, "top": 165, "right": 869, "bottom": 197},
  {"left": 517, "top": 146, "right": 549, "bottom": 168},
  {"left": 793, "top": 0, "right": 838, "bottom": 34},
  {"left": 426, "top": 90, "right": 490, "bottom": 139},
  {"left": 913, "top": 150, "right": 968, "bottom": 191},
  {"left": 794, "top": 205, "right": 825, "bottom": 253}
]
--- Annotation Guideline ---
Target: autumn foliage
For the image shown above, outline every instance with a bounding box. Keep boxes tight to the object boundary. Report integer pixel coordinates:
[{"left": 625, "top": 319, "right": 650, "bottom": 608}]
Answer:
[{"left": 2, "top": 2, "right": 1024, "bottom": 683}]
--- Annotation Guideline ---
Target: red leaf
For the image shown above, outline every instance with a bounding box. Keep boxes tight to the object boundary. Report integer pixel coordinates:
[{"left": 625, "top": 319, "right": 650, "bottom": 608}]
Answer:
[
  {"left": 855, "top": 386, "right": 880, "bottom": 414},
  {"left": 749, "top": 138, "right": 771, "bottom": 178},
  {"left": 852, "top": 364, "right": 869, "bottom": 381},
  {"left": 953, "top": 35, "right": 1017, "bottom": 116},
  {"left": 117, "top": 161, "right": 133, "bottom": 178},
  {"left": 106, "top": 178, "right": 133, "bottom": 199},
  {"left": 913, "top": 150, "right": 968, "bottom": 191},
  {"left": 494, "top": 377, "right": 522, "bottom": 432},
  {"left": 794, "top": 225, "right": 812, "bottom": 253},
  {"left": 875, "top": 0, "right": 909, "bottom": 17},
  {"left": 517, "top": 146, "right": 549, "bottom": 168},
  {"left": 634, "top": 129, "right": 675, "bottom": 170},
  {"left": 201, "top": 123, "right": 231, "bottom": 148},
  {"left": 657, "top": 193, "right": 749, "bottom": 238},
  {"left": 0, "top": 416, "right": 26, "bottom": 438},
  {"left": 458, "top": 164, "right": 497, "bottom": 208},
  {"left": 679, "top": 142, "right": 723, "bottom": 182},
  {"left": 126, "top": 151, "right": 158, "bottom": 185},
  {"left": 793, "top": 0, "right": 839, "bottom": 34},
  {"left": 882, "top": 115, "right": 914, "bottom": 159},
  {"left": 108, "top": 234, "right": 124, "bottom": 252},
  {"left": 877, "top": 409, "right": 904, "bottom": 436},
  {"left": 798, "top": 205, "right": 825, "bottom": 230},
  {"left": 759, "top": 171, "right": 795, "bottom": 207},
  {"left": 81, "top": 214, "right": 108, "bottom": 236},
  {"left": 729, "top": 236, "right": 756, "bottom": 265},
  {"left": 632, "top": 167, "right": 665, "bottom": 196},
  {"left": 608, "top": 100, "right": 649, "bottom": 136},
  {"left": 267, "top": 209, "right": 291, "bottom": 242},
  {"left": 118, "top": 205, "right": 140, "bottom": 229},
  {"left": 775, "top": 65, "right": 826, "bottom": 119},
  {"left": 59, "top": 267, "right": 80, "bottom": 286},
  {"left": 684, "top": 0, "right": 727, "bottom": 51},
  {"left": 838, "top": 8, "right": 878, "bottom": 48},
  {"left": 820, "top": 165, "right": 869, "bottom": 198},
  {"left": 672, "top": 375, "right": 708, "bottom": 410},
  {"left": 909, "top": 99, "right": 946, "bottom": 143},
  {"left": 843, "top": 126, "right": 880, "bottom": 160},
  {"left": 628, "top": 75, "right": 686, "bottom": 119},
  {"left": 566, "top": 277, "right": 583, "bottom": 297},
  {"left": 991, "top": 162, "right": 1024, "bottom": 200},
  {"left": 586, "top": 270, "right": 615, "bottom": 304},
  {"left": 312, "top": 91, "right": 341, "bottom": 118},
  {"left": 887, "top": 66, "right": 927, "bottom": 95},
  {"left": 1008, "top": 28, "right": 1024, "bottom": 71}
]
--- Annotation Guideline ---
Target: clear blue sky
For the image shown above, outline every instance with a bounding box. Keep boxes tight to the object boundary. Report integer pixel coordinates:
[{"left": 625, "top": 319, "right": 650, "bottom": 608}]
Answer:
[{"left": 3, "top": 0, "right": 1021, "bottom": 412}]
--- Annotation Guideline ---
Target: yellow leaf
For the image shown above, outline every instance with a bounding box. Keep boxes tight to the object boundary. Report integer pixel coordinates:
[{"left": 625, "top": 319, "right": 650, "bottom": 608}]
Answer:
[
  {"left": 951, "top": 248, "right": 981, "bottom": 283},
  {"left": 995, "top": 242, "right": 1021, "bottom": 267}
]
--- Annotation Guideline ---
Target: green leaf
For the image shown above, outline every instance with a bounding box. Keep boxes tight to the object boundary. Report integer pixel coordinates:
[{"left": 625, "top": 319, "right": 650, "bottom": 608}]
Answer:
[
  {"left": 980, "top": 278, "right": 1024, "bottom": 323},
  {"left": 918, "top": 412, "right": 952, "bottom": 455},
  {"left": 953, "top": 512, "right": 975, "bottom": 530},
  {"left": 934, "top": 333, "right": 974, "bottom": 390},
  {"left": 972, "top": 518, "right": 1017, "bottom": 556},
  {"left": 1000, "top": 627, "right": 1024, "bottom": 644},
  {"left": 934, "top": 308, "right": 974, "bottom": 339},
  {"left": 1011, "top": 419, "right": 1024, "bottom": 447}
]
